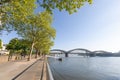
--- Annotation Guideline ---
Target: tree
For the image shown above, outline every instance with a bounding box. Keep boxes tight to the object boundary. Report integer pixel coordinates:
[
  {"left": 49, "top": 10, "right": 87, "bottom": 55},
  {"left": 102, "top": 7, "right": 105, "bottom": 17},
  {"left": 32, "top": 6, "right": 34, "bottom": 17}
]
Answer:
[
  {"left": 1, "top": 0, "right": 92, "bottom": 32},
  {"left": 19, "top": 39, "right": 30, "bottom": 55},
  {"left": 0, "top": 39, "right": 2, "bottom": 49},
  {"left": 37, "top": 0, "right": 92, "bottom": 14},
  {"left": 6, "top": 38, "right": 21, "bottom": 51},
  {"left": 1, "top": 0, "right": 92, "bottom": 60},
  {"left": 6, "top": 38, "right": 30, "bottom": 60},
  {"left": 6, "top": 38, "right": 19, "bottom": 60},
  {"left": 0, "top": 0, "right": 36, "bottom": 33},
  {"left": 17, "top": 11, "right": 56, "bottom": 61},
  {"left": 34, "top": 33, "right": 54, "bottom": 58}
]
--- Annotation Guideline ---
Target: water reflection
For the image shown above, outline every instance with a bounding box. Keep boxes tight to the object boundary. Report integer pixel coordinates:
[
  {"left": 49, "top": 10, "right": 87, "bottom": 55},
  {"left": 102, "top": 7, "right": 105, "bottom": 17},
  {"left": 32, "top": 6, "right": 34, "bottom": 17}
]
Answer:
[{"left": 48, "top": 57, "right": 120, "bottom": 80}]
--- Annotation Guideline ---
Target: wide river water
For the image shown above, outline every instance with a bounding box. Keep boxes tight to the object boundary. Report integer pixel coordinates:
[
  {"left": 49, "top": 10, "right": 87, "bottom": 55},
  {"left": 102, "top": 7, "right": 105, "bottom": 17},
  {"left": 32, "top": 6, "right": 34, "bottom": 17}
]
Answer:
[{"left": 48, "top": 57, "right": 120, "bottom": 80}]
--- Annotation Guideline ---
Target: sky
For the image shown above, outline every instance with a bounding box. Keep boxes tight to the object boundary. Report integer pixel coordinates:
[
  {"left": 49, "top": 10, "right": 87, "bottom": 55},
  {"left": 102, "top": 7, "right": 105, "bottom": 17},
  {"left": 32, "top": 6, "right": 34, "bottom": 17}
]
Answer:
[{"left": 0, "top": 0, "right": 120, "bottom": 52}]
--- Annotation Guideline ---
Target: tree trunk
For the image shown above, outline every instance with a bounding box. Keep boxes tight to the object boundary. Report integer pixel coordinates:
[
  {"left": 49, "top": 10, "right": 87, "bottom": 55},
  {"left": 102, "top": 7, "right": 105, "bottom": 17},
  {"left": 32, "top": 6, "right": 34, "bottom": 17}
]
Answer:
[
  {"left": 39, "top": 51, "right": 42, "bottom": 56},
  {"left": 35, "top": 49, "right": 38, "bottom": 59},
  {"left": 28, "top": 42, "right": 34, "bottom": 61},
  {"left": 8, "top": 51, "right": 13, "bottom": 61}
]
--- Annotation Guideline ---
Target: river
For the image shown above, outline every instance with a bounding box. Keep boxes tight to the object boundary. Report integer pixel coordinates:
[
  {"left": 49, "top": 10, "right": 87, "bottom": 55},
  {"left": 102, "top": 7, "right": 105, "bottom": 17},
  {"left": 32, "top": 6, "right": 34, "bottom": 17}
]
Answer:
[{"left": 48, "top": 57, "right": 120, "bottom": 80}]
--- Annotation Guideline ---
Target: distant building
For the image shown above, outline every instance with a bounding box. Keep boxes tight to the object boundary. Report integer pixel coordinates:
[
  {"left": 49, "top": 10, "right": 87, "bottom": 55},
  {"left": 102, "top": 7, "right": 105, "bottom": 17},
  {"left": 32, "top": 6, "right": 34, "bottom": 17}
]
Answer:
[
  {"left": 0, "top": 41, "right": 9, "bottom": 55},
  {"left": 2, "top": 44, "right": 7, "bottom": 50}
]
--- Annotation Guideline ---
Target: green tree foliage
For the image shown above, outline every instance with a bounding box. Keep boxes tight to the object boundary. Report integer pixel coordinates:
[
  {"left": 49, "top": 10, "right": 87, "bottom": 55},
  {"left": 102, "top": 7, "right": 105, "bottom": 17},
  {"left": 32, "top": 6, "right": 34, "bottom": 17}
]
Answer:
[
  {"left": 1, "top": 0, "right": 92, "bottom": 32},
  {"left": 6, "top": 38, "right": 30, "bottom": 57},
  {"left": 38, "top": 0, "right": 92, "bottom": 14},
  {"left": 0, "top": 0, "right": 36, "bottom": 32},
  {"left": 6, "top": 38, "right": 19, "bottom": 51},
  {"left": 0, "top": 39, "right": 2, "bottom": 49},
  {"left": 6, "top": 38, "right": 29, "bottom": 54},
  {"left": 19, "top": 39, "right": 30, "bottom": 54},
  {"left": 6, "top": 38, "right": 19, "bottom": 60},
  {"left": 34, "top": 33, "right": 54, "bottom": 58},
  {"left": 1, "top": 0, "right": 92, "bottom": 60},
  {"left": 6, "top": 38, "right": 30, "bottom": 60},
  {"left": 16, "top": 11, "right": 56, "bottom": 60}
]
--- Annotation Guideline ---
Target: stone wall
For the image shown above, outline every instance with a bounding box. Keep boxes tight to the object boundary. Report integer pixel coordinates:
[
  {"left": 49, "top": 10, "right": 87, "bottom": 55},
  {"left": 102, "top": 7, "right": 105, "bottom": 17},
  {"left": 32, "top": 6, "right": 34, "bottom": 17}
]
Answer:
[{"left": 0, "top": 55, "right": 16, "bottom": 63}]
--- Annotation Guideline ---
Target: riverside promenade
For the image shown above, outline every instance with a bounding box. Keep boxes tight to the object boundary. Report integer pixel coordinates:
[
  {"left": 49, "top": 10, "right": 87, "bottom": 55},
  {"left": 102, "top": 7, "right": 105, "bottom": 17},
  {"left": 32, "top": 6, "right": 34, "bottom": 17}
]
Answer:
[{"left": 0, "top": 57, "right": 46, "bottom": 80}]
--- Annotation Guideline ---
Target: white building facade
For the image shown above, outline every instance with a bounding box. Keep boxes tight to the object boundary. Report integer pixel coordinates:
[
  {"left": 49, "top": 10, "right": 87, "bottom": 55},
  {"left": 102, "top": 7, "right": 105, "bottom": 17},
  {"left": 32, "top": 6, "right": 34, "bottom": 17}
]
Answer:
[{"left": 0, "top": 41, "right": 9, "bottom": 55}]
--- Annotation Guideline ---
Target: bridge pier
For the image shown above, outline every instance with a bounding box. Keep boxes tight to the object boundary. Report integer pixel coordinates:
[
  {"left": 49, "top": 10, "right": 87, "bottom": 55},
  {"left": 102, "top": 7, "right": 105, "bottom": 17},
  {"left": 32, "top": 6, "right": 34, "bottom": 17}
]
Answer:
[{"left": 65, "top": 53, "right": 68, "bottom": 57}]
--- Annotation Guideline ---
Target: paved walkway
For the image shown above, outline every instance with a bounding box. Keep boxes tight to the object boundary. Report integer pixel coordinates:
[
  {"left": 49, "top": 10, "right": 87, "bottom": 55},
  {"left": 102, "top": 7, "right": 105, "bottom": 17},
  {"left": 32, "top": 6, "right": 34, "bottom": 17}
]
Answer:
[
  {"left": 15, "top": 59, "right": 44, "bottom": 80},
  {"left": 0, "top": 58, "right": 42, "bottom": 80}
]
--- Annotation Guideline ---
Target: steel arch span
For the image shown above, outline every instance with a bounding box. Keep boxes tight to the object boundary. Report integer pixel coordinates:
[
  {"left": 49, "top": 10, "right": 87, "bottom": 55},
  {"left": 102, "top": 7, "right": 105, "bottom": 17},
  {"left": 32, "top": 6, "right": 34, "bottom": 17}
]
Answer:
[
  {"left": 50, "top": 48, "right": 92, "bottom": 57},
  {"left": 50, "top": 49, "right": 67, "bottom": 57},
  {"left": 91, "top": 50, "right": 112, "bottom": 57},
  {"left": 93, "top": 50, "right": 110, "bottom": 53},
  {"left": 67, "top": 48, "right": 91, "bottom": 53},
  {"left": 67, "top": 48, "right": 92, "bottom": 57},
  {"left": 50, "top": 49, "right": 67, "bottom": 54}
]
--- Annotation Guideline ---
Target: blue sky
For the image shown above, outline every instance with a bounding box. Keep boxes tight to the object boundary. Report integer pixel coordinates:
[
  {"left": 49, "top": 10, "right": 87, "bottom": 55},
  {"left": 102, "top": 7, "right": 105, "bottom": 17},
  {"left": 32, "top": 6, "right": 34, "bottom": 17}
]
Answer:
[{"left": 1, "top": 0, "right": 120, "bottom": 52}]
